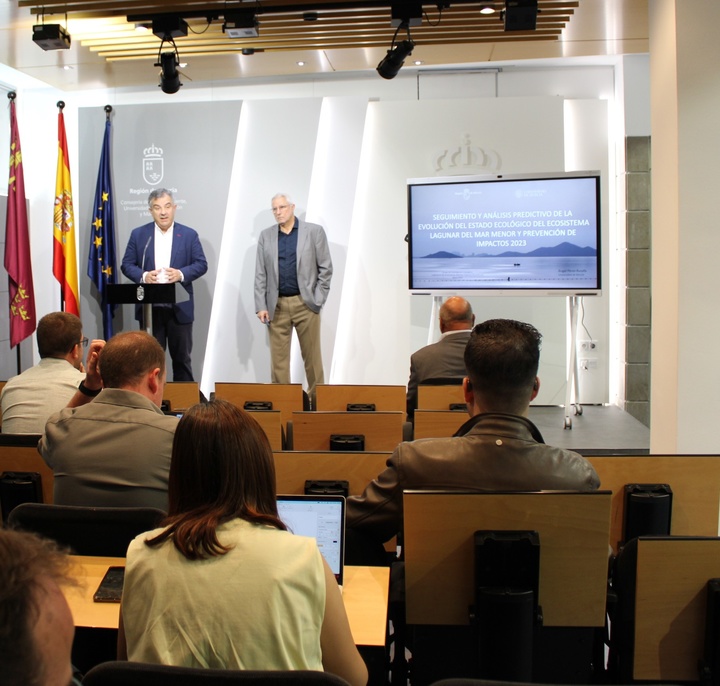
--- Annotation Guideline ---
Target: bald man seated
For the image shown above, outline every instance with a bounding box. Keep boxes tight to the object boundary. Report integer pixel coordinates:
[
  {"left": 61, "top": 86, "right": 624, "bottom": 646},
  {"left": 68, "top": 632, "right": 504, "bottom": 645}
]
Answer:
[{"left": 406, "top": 296, "right": 475, "bottom": 419}]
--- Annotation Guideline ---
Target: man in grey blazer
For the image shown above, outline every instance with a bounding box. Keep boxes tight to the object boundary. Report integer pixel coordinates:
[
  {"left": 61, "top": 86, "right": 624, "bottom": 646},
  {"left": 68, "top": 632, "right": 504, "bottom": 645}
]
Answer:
[
  {"left": 254, "top": 193, "right": 332, "bottom": 405},
  {"left": 406, "top": 296, "right": 475, "bottom": 419}
]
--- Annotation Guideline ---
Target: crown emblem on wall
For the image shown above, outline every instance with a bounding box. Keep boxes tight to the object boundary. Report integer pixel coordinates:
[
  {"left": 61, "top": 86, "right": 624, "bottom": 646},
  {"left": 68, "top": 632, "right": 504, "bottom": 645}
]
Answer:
[
  {"left": 143, "top": 144, "right": 164, "bottom": 185},
  {"left": 433, "top": 134, "right": 502, "bottom": 174},
  {"left": 143, "top": 144, "right": 163, "bottom": 158}
]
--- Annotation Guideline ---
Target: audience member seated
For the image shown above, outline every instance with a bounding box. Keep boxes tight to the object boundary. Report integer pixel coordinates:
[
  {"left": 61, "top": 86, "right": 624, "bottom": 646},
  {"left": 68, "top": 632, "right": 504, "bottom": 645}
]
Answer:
[
  {"left": 1, "top": 312, "right": 86, "bottom": 434},
  {"left": 0, "top": 528, "right": 79, "bottom": 686},
  {"left": 39, "top": 331, "right": 178, "bottom": 511},
  {"left": 406, "top": 296, "right": 474, "bottom": 420},
  {"left": 118, "top": 399, "right": 367, "bottom": 686},
  {"left": 349, "top": 318, "right": 601, "bottom": 548}
]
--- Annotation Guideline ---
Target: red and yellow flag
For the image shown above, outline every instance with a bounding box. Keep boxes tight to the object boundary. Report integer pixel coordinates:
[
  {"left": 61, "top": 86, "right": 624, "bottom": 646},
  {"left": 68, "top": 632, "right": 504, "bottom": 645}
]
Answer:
[
  {"left": 52, "top": 106, "right": 80, "bottom": 315},
  {"left": 4, "top": 96, "right": 37, "bottom": 347}
]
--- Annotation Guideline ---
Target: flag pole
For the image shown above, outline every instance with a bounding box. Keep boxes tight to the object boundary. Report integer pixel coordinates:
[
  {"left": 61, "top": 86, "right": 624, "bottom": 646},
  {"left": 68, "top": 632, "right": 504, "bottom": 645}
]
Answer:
[
  {"left": 6, "top": 90, "right": 37, "bottom": 371},
  {"left": 8, "top": 91, "right": 20, "bottom": 375},
  {"left": 8, "top": 91, "right": 22, "bottom": 374},
  {"left": 57, "top": 100, "right": 65, "bottom": 312}
]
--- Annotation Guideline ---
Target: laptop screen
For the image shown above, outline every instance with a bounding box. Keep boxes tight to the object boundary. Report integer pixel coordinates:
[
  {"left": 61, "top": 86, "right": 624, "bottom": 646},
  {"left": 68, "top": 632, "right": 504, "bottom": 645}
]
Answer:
[{"left": 276, "top": 494, "right": 345, "bottom": 586}]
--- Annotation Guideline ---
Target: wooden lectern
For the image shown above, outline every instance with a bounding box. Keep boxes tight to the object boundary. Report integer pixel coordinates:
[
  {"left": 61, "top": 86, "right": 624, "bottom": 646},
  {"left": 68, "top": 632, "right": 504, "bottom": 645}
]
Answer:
[{"left": 107, "top": 283, "right": 189, "bottom": 334}]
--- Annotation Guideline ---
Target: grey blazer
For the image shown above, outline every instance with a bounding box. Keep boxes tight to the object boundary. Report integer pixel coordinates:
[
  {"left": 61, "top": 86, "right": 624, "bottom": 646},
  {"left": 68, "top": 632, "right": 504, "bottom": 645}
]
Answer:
[
  {"left": 406, "top": 330, "right": 472, "bottom": 417},
  {"left": 254, "top": 219, "right": 333, "bottom": 319}
]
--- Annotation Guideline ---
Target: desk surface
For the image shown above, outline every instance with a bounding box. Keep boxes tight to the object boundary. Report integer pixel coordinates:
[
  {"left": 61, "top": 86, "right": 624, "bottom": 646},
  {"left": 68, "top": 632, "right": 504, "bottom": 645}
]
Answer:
[{"left": 66, "top": 556, "right": 389, "bottom": 648}]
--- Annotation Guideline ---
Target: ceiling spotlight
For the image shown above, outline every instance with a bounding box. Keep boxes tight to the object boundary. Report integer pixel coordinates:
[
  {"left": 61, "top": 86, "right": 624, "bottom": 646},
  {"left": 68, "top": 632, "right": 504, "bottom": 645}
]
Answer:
[
  {"left": 390, "top": 0, "right": 422, "bottom": 27},
  {"left": 480, "top": 3, "right": 496, "bottom": 14},
  {"left": 151, "top": 16, "right": 188, "bottom": 40},
  {"left": 156, "top": 49, "right": 182, "bottom": 94},
  {"left": 32, "top": 23, "right": 71, "bottom": 50},
  {"left": 377, "top": 39, "right": 415, "bottom": 80},
  {"left": 503, "top": 0, "right": 538, "bottom": 31},
  {"left": 223, "top": 11, "right": 259, "bottom": 38}
]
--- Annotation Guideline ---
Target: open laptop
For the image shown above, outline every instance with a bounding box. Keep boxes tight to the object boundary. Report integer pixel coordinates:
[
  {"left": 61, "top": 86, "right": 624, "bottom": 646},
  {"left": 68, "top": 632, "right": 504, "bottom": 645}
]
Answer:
[{"left": 276, "top": 494, "right": 345, "bottom": 590}]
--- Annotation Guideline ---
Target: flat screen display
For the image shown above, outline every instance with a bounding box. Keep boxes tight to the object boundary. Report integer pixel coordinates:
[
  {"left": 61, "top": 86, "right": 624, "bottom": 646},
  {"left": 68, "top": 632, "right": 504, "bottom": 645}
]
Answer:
[{"left": 407, "top": 172, "right": 601, "bottom": 296}]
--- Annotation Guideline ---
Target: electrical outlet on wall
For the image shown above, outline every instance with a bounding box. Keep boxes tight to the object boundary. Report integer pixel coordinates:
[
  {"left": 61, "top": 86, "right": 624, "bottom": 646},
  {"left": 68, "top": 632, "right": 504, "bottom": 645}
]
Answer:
[{"left": 578, "top": 339, "right": 598, "bottom": 352}]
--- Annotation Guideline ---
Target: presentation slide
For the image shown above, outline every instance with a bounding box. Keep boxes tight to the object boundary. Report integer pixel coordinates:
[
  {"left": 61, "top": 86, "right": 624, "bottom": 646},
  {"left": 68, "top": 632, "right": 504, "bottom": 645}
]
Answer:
[{"left": 408, "top": 174, "right": 600, "bottom": 294}]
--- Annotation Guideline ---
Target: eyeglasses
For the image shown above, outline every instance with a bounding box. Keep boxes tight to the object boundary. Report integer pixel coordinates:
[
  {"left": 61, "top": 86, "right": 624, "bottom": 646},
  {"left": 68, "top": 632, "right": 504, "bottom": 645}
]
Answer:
[
  {"left": 272, "top": 205, "right": 290, "bottom": 213},
  {"left": 80, "top": 337, "right": 89, "bottom": 348}
]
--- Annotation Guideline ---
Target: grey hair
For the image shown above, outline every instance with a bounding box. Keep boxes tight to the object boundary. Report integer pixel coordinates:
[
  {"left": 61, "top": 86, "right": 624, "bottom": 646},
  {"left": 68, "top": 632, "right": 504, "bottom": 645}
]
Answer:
[
  {"left": 148, "top": 188, "right": 174, "bottom": 206},
  {"left": 272, "top": 193, "right": 294, "bottom": 206}
]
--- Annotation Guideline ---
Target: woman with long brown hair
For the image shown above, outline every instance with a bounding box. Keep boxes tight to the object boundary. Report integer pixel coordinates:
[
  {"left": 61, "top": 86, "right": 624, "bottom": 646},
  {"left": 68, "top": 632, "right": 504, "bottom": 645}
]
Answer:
[{"left": 117, "top": 399, "right": 366, "bottom": 685}]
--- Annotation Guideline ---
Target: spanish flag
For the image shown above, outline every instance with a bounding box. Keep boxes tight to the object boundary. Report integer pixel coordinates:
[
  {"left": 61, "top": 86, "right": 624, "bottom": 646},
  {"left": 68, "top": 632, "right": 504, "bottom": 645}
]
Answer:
[{"left": 52, "top": 105, "right": 80, "bottom": 315}]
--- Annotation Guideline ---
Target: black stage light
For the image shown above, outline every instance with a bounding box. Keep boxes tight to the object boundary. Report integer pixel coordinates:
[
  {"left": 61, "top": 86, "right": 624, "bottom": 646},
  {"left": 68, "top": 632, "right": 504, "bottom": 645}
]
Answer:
[
  {"left": 377, "top": 39, "right": 415, "bottom": 80},
  {"left": 152, "top": 16, "right": 188, "bottom": 40},
  {"left": 223, "top": 11, "right": 259, "bottom": 38},
  {"left": 503, "top": 0, "right": 538, "bottom": 31},
  {"left": 158, "top": 51, "right": 182, "bottom": 94},
  {"left": 32, "top": 23, "right": 71, "bottom": 50}
]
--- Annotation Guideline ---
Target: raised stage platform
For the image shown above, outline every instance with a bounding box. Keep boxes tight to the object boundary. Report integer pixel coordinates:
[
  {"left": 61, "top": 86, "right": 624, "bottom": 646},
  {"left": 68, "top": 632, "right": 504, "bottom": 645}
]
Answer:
[{"left": 528, "top": 404, "right": 650, "bottom": 455}]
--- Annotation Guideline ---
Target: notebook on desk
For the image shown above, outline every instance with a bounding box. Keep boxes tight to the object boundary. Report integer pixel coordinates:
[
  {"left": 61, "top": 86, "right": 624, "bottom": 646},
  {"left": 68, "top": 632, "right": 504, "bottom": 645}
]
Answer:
[{"left": 277, "top": 494, "right": 345, "bottom": 589}]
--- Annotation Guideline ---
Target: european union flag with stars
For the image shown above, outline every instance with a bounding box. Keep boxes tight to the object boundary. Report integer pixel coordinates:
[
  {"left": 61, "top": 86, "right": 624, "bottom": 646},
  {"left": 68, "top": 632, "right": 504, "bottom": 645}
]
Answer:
[{"left": 87, "top": 116, "right": 118, "bottom": 340}]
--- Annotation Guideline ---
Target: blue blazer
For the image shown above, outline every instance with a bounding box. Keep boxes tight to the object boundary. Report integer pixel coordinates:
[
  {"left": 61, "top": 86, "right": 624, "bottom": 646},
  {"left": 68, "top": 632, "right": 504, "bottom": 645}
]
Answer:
[{"left": 121, "top": 222, "right": 208, "bottom": 324}]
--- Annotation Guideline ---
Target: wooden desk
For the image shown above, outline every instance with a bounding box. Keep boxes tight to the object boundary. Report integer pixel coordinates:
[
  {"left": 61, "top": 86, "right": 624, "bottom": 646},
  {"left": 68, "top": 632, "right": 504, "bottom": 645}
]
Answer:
[
  {"left": 214, "top": 383, "right": 305, "bottom": 427},
  {"left": 0, "top": 438, "right": 53, "bottom": 508},
  {"left": 291, "top": 411, "right": 404, "bottom": 452},
  {"left": 247, "top": 410, "right": 284, "bottom": 451},
  {"left": 588, "top": 455, "right": 720, "bottom": 552},
  {"left": 316, "top": 385, "right": 406, "bottom": 413},
  {"left": 66, "top": 556, "right": 389, "bottom": 648},
  {"left": 632, "top": 537, "right": 720, "bottom": 681},
  {"left": 162, "top": 382, "right": 200, "bottom": 412},
  {"left": 404, "top": 490, "right": 612, "bottom": 627},
  {"left": 274, "top": 451, "right": 390, "bottom": 496},
  {"left": 417, "top": 384, "right": 465, "bottom": 410},
  {"left": 412, "top": 409, "right": 467, "bottom": 439}
]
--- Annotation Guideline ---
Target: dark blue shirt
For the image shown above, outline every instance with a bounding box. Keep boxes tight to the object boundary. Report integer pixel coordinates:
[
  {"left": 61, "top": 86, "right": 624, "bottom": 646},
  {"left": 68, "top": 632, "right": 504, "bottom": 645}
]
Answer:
[{"left": 278, "top": 219, "right": 300, "bottom": 296}]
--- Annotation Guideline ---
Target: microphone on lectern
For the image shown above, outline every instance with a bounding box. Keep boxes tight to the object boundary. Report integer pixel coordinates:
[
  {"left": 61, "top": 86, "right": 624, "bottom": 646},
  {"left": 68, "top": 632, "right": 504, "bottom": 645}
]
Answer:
[{"left": 141, "top": 235, "right": 152, "bottom": 275}]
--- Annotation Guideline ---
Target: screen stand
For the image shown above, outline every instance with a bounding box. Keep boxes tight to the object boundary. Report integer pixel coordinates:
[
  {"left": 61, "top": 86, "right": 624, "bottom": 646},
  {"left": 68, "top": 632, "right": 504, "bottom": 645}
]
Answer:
[
  {"left": 564, "top": 295, "right": 583, "bottom": 429},
  {"left": 143, "top": 303, "right": 153, "bottom": 335},
  {"left": 427, "top": 296, "right": 443, "bottom": 345}
]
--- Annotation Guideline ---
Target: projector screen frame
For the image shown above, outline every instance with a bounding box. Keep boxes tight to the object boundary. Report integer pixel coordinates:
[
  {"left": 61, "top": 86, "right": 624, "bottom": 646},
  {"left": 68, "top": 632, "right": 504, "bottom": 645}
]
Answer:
[{"left": 407, "top": 171, "right": 602, "bottom": 298}]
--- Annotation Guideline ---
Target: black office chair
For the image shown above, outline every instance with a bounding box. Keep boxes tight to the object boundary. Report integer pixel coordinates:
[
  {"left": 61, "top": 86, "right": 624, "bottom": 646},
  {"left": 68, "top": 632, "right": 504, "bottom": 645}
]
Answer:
[
  {"left": 6, "top": 503, "right": 166, "bottom": 556},
  {"left": 82, "top": 662, "right": 351, "bottom": 686}
]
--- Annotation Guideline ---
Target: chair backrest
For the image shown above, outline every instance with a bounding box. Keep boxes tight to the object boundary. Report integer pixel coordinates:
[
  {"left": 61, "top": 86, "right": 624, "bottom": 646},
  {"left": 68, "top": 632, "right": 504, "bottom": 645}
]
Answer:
[
  {"left": 315, "top": 384, "right": 406, "bottom": 412},
  {"left": 82, "top": 661, "right": 350, "bottom": 686},
  {"left": 587, "top": 455, "right": 720, "bottom": 553},
  {"left": 417, "top": 383, "right": 466, "bottom": 411},
  {"left": 274, "top": 451, "right": 390, "bottom": 496},
  {"left": 611, "top": 536, "right": 720, "bottom": 681},
  {"left": 0, "top": 434, "right": 52, "bottom": 511},
  {"left": 403, "top": 490, "right": 612, "bottom": 627},
  {"left": 412, "top": 409, "right": 467, "bottom": 440},
  {"left": 290, "top": 411, "right": 405, "bottom": 452},
  {"left": 162, "top": 381, "right": 201, "bottom": 412},
  {"left": 6, "top": 503, "right": 166, "bottom": 556},
  {"left": 214, "top": 383, "right": 308, "bottom": 426}
]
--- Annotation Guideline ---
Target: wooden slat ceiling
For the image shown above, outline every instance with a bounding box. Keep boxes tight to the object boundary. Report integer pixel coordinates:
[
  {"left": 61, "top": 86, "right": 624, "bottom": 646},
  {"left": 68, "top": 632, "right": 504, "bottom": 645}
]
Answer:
[{"left": 20, "top": 0, "right": 579, "bottom": 62}]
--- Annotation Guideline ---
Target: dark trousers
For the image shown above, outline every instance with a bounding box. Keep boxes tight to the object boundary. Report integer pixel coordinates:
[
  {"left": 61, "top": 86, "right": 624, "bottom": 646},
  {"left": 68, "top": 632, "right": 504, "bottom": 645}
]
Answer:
[{"left": 152, "top": 306, "right": 194, "bottom": 381}]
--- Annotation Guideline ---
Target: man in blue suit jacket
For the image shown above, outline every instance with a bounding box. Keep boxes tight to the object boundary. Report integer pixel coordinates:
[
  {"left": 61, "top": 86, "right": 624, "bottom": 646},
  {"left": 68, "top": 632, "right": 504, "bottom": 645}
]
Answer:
[
  {"left": 121, "top": 189, "right": 207, "bottom": 382},
  {"left": 254, "top": 193, "right": 332, "bottom": 405}
]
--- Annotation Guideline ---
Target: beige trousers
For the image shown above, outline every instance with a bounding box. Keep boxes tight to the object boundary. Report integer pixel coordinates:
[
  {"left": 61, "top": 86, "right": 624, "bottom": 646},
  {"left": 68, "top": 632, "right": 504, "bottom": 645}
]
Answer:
[{"left": 269, "top": 295, "right": 324, "bottom": 404}]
